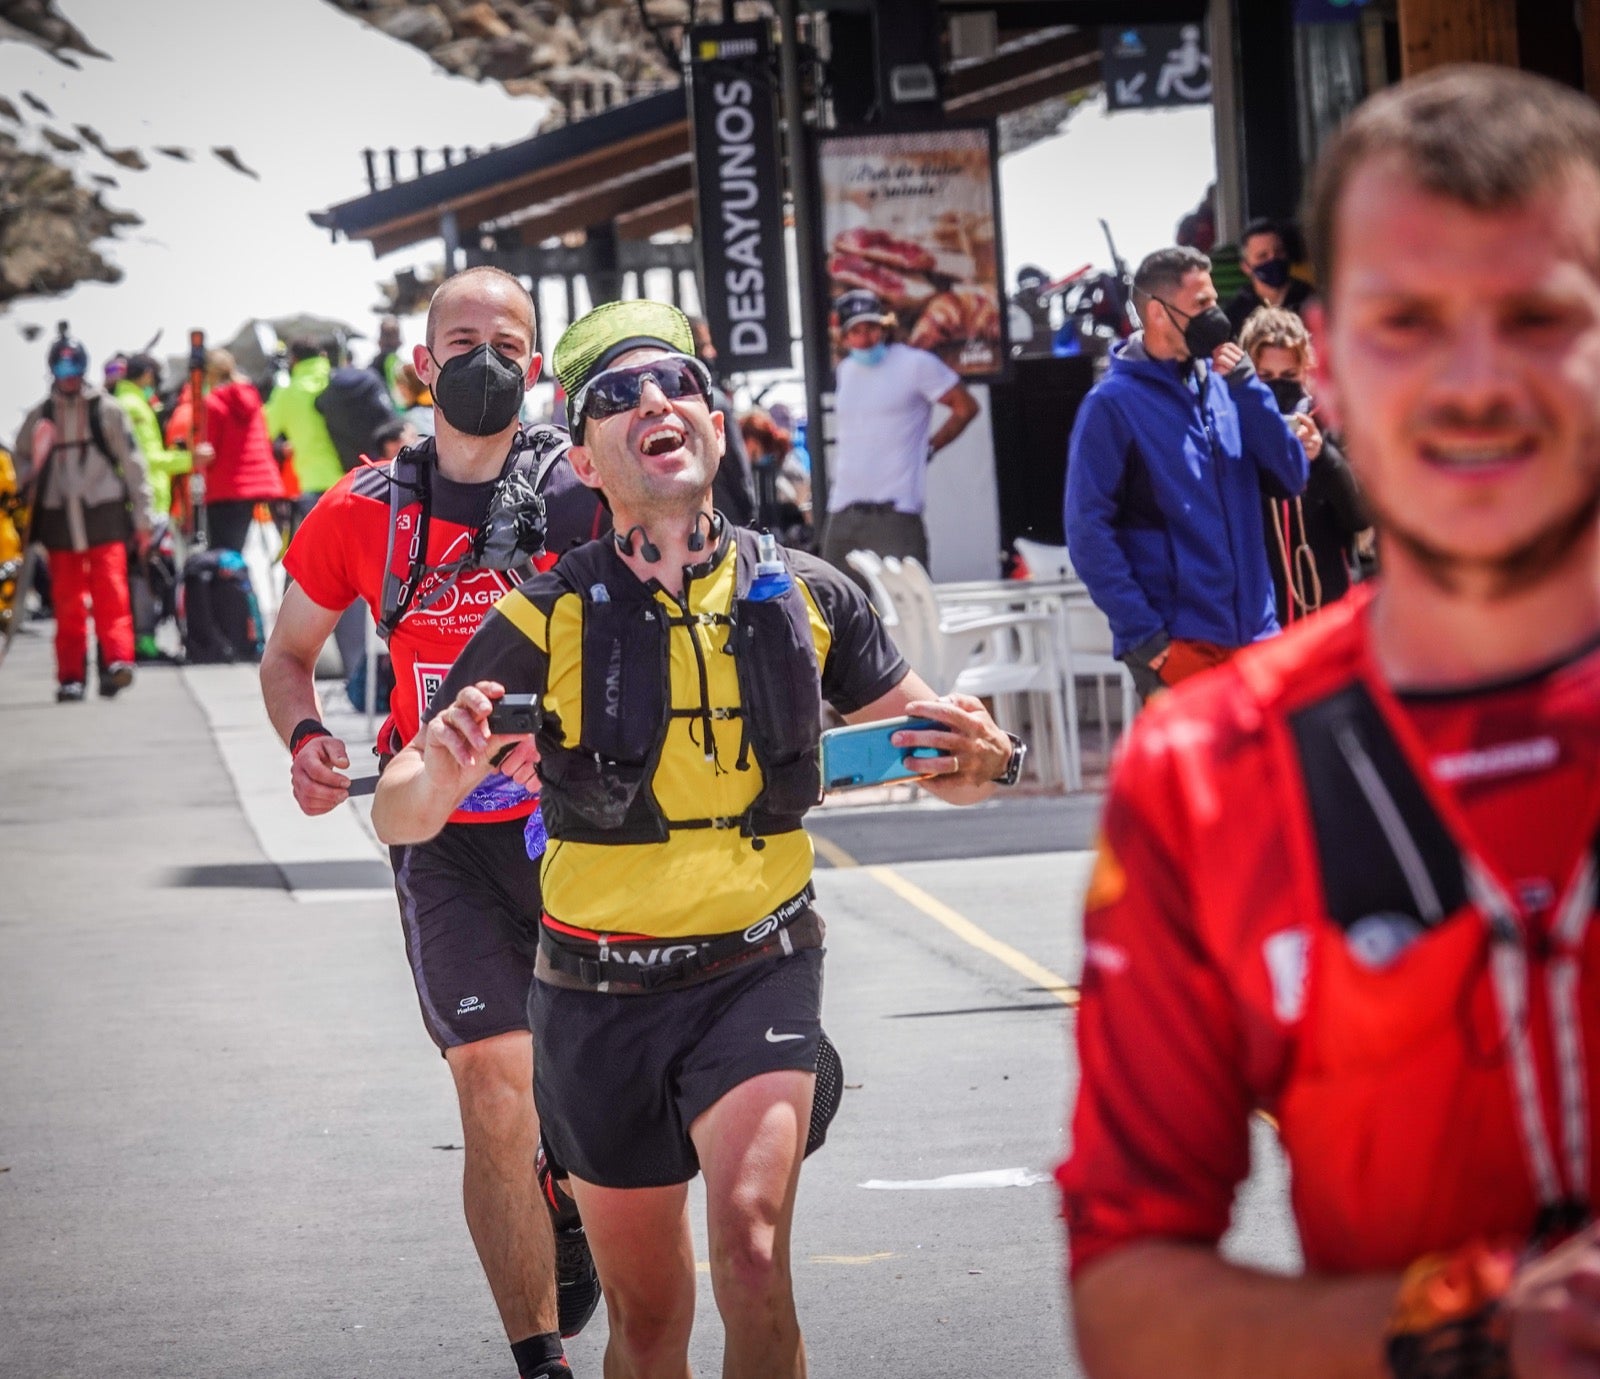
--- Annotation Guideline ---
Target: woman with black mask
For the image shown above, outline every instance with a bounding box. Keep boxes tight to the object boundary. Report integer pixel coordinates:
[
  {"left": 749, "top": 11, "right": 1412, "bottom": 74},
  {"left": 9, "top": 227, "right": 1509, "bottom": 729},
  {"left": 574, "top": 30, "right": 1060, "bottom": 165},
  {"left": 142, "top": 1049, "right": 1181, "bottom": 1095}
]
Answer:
[{"left": 1240, "top": 307, "right": 1370, "bottom": 627}]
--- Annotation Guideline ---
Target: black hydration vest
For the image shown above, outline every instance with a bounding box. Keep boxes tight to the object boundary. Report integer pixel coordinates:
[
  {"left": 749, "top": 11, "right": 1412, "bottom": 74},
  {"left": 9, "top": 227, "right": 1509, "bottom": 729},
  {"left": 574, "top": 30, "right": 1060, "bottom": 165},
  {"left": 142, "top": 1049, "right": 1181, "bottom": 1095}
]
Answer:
[
  {"left": 535, "top": 527, "right": 824, "bottom": 852},
  {"left": 377, "top": 427, "right": 569, "bottom": 640}
]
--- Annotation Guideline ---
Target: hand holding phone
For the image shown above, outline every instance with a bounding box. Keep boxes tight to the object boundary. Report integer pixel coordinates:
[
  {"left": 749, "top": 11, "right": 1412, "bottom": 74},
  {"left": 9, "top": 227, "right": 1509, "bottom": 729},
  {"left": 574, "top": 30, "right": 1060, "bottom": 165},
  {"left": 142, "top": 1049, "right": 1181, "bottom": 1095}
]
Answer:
[
  {"left": 819, "top": 716, "right": 944, "bottom": 792},
  {"left": 486, "top": 692, "right": 542, "bottom": 736}
]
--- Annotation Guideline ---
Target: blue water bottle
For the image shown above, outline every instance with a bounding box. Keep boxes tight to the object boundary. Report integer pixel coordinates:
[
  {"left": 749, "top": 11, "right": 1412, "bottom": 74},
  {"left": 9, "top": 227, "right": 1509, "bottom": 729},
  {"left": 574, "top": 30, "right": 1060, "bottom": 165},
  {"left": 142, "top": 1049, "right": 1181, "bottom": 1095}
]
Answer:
[{"left": 747, "top": 532, "right": 792, "bottom": 602}]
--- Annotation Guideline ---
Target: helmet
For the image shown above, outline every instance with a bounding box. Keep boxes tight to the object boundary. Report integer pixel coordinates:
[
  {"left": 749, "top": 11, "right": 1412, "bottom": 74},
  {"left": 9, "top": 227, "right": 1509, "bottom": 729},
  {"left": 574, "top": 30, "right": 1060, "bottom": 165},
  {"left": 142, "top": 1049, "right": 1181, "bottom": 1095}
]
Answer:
[{"left": 48, "top": 330, "right": 89, "bottom": 381}]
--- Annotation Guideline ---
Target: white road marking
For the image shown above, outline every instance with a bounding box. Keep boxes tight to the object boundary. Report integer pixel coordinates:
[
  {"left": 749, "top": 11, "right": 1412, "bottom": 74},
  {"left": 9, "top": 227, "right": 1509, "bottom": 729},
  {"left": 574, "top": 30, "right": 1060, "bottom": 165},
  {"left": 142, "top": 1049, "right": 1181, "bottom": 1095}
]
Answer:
[{"left": 860, "top": 1167, "right": 1051, "bottom": 1190}]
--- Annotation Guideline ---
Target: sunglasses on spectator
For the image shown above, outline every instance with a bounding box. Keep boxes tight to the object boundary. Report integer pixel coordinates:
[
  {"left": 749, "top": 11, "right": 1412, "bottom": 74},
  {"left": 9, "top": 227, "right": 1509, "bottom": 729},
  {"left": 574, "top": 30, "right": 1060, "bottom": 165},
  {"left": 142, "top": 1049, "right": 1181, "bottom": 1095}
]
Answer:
[{"left": 573, "top": 354, "right": 712, "bottom": 441}]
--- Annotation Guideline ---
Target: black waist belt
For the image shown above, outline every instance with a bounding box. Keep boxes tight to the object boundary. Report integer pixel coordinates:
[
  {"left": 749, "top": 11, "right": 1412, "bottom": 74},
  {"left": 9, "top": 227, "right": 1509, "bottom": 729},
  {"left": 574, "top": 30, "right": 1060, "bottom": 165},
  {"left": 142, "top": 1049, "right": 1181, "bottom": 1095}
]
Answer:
[
  {"left": 539, "top": 883, "right": 816, "bottom": 990},
  {"left": 842, "top": 501, "right": 899, "bottom": 513}
]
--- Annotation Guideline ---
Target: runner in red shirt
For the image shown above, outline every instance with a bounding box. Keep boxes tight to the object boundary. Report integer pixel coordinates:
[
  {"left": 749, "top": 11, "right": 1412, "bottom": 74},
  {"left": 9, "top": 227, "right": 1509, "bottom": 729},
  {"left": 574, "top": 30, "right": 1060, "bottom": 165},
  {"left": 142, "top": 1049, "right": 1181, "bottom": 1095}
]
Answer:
[
  {"left": 260, "top": 267, "right": 605, "bottom": 1379},
  {"left": 1059, "top": 67, "right": 1600, "bottom": 1379}
]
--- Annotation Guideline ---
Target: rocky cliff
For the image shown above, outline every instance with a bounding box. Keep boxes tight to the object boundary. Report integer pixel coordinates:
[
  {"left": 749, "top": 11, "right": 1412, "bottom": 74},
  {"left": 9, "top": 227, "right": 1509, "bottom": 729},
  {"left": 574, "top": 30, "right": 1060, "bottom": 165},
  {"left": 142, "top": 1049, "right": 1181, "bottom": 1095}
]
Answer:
[
  {"left": 324, "top": 0, "right": 696, "bottom": 123},
  {"left": 0, "top": 131, "right": 141, "bottom": 307}
]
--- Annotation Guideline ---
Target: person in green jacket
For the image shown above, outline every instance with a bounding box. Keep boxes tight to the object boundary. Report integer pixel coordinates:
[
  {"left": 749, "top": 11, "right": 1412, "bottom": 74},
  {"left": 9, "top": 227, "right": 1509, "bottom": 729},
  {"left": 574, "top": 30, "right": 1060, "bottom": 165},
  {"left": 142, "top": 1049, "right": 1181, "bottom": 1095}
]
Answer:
[
  {"left": 112, "top": 354, "right": 190, "bottom": 520},
  {"left": 263, "top": 339, "right": 345, "bottom": 520},
  {"left": 113, "top": 353, "right": 189, "bottom": 662}
]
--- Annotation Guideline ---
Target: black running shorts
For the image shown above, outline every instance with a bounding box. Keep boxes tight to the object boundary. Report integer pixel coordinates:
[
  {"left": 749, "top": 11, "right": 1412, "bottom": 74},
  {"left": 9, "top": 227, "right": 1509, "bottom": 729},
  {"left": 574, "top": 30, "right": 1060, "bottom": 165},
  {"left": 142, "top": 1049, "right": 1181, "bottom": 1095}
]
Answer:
[
  {"left": 390, "top": 816, "right": 543, "bottom": 1051},
  {"left": 530, "top": 946, "right": 824, "bottom": 1188}
]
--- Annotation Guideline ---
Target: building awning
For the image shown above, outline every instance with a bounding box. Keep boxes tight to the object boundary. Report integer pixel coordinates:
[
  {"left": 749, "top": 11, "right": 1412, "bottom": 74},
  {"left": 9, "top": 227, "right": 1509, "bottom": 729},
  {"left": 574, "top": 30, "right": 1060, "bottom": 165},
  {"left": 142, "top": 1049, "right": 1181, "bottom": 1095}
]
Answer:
[
  {"left": 309, "top": 2, "right": 1205, "bottom": 259},
  {"left": 310, "top": 88, "right": 689, "bottom": 257}
]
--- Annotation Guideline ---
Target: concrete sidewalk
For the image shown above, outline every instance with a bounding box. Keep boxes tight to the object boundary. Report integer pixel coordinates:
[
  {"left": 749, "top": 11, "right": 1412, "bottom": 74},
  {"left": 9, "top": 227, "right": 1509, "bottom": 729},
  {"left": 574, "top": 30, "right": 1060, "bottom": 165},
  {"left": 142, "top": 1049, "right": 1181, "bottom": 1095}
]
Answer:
[{"left": 0, "top": 625, "right": 511, "bottom": 1378}]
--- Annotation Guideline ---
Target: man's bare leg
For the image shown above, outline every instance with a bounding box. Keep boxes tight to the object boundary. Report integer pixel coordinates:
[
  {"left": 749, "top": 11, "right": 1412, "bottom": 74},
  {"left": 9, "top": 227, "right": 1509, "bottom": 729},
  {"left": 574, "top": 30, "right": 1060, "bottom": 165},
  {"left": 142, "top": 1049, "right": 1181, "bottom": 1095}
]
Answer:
[
  {"left": 445, "top": 1030, "right": 559, "bottom": 1340},
  {"left": 567, "top": 1178, "right": 696, "bottom": 1379},
  {"left": 691, "top": 1069, "right": 813, "bottom": 1379}
]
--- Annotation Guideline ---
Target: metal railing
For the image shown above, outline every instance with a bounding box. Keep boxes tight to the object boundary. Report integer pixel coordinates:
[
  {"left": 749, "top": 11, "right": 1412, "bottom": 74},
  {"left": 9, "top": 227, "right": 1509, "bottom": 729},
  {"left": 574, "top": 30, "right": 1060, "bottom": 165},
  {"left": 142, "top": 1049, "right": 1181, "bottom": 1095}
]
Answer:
[{"left": 359, "top": 75, "right": 681, "bottom": 192}]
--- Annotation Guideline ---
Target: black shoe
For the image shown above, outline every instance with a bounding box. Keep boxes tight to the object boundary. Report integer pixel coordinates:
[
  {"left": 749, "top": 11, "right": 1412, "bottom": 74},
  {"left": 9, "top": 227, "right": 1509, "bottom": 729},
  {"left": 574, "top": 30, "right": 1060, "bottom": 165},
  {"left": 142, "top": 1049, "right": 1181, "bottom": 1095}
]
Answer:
[
  {"left": 553, "top": 1226, "right": 600, "bottom": 1340},
  {"left": 538, "top": 1142, "right": 600, "bottom": 1338},
  {"left": 98, "top": 662, "right": 134, "bottom": 698},
  {"left": 56, "top": 680, "right": 86, "bottom": 703}
]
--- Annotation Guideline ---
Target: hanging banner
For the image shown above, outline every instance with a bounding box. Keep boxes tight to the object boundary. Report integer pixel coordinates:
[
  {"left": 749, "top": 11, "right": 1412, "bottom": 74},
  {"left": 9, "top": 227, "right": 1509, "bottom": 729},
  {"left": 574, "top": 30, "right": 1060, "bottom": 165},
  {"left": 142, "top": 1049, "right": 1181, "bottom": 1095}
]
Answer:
[
  {"left": 686, "top": 22, "right": 792, "bottom": 373},
  {"left": 817, "top": 124, "right": 1007, "bottom": 378}
]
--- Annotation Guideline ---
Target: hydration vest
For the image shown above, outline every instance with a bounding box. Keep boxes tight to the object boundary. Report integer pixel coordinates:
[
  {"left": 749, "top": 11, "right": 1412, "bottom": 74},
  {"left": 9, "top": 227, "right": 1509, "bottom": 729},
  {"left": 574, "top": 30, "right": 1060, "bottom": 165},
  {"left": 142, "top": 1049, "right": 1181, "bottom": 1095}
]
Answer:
[
  {"left": 1281, "top": 674, "right": 1596, "bottom": 1262},
  {"left": 535, "top": 526, "right": 824, "bottom": 851},
  {"left": 377, "top": 425, "right": 569, "bottom": 640}
]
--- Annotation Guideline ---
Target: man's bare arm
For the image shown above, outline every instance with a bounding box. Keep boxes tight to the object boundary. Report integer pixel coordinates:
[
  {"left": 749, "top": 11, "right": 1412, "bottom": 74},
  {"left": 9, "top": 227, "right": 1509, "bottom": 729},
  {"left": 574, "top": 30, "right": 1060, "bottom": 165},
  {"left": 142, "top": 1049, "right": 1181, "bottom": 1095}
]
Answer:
[
  {"left": 1072, "top": 1241, "right": 1394, "bottom": 1379},
  {"left": 259, "top": 582, "right": 351, "bottom": 816},
  {"left": 843, "top": 671, "right": 1009, "bottom": 806},
  {"left": 371, "top": 681, "right": 529, "bottom": 846},
  {"left": 929, "top": 382, "right": 980, "bottom": 454}
]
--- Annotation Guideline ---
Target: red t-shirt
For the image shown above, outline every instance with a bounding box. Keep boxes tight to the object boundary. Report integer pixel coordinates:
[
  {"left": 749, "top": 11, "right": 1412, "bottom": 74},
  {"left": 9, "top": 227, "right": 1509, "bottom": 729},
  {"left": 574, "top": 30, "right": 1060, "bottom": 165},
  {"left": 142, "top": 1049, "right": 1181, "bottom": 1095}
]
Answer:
[
  {"left": 1059, "top": 587, "right": 1600, "bottom": 1277},
  {"left": 285, "top": 444, "right": 602, "bottom": 825}
]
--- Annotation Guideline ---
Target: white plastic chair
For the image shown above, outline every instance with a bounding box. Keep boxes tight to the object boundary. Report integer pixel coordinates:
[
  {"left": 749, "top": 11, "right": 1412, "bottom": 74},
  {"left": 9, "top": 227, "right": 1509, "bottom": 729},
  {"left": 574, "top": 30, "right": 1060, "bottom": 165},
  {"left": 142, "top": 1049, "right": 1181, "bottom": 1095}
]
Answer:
[
  {"left": 1010, "top": 537, "right": 1135, "bottom": 779},
  {"left": 844, "top": 549, "right": 899, "bottom": 627},
  {"left": 880, "top": 557, "right": 1075, "bottom": 789},
  {"left": 1056, "top": 595, "right": 1139, "bottom": 767},
  {"left": 1013, "top": 536, "right": 1076, "bottom": 582}
]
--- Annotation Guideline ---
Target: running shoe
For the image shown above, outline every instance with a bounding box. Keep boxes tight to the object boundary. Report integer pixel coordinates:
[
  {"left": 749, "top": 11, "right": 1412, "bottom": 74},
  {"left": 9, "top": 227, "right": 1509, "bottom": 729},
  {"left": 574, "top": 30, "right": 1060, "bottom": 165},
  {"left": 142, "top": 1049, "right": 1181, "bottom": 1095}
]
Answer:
[
  {"left": 56, "top": 681, "right": 85, "bottom": 703},
  {"left": 537, "top": 1142, "right": 601, "bottom": 1338},
  {"left": 98, "top": 662, "right": 134, "bottom": 698}
]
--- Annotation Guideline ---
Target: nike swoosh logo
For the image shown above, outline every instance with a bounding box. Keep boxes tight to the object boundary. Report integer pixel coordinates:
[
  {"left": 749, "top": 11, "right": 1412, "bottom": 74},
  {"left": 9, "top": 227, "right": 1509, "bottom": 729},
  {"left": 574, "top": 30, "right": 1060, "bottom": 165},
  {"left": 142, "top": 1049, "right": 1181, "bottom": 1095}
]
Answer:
[{"left": 765, "top": 1028, "right": 805, "bottom": 1043}]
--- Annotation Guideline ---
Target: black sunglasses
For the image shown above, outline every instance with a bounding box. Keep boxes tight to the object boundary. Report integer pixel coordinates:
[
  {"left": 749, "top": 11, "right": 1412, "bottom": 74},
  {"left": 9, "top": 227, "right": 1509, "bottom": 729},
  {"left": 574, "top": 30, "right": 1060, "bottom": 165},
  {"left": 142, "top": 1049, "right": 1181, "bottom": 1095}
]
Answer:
[{"left": 571, "top": 354, "right": 712, "bottom": 441}]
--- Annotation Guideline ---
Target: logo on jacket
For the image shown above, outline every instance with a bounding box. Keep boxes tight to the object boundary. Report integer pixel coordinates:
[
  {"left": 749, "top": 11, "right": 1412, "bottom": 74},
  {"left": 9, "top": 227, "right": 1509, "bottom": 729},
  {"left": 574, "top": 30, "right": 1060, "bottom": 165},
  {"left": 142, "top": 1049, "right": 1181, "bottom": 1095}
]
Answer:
[{"left": 1262, "top": 928, "right": 1309, "bottom": 1022}]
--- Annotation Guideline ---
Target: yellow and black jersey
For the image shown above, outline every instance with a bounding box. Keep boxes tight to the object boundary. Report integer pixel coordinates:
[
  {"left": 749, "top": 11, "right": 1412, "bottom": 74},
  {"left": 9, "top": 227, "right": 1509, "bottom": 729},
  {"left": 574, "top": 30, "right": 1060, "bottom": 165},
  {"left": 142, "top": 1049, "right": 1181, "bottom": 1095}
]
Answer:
[{"left": 431, "top": 526, "right": 907, "bottom": 939}]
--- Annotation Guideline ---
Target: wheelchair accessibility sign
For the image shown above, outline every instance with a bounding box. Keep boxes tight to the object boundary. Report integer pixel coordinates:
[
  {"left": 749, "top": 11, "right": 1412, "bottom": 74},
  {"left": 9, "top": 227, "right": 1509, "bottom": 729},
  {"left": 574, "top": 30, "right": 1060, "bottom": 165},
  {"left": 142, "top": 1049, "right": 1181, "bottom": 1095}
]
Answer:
[{"left": 1101, "top": 24, "right": 1212, "bottom": 111}]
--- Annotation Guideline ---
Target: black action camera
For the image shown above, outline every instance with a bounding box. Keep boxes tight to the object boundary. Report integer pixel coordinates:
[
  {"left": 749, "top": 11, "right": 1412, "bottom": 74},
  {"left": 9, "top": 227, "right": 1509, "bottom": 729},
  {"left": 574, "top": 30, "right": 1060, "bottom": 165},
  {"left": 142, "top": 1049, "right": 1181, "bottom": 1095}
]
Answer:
[{"left": 487, "top": 693, "right": 542, "bottom": 736}]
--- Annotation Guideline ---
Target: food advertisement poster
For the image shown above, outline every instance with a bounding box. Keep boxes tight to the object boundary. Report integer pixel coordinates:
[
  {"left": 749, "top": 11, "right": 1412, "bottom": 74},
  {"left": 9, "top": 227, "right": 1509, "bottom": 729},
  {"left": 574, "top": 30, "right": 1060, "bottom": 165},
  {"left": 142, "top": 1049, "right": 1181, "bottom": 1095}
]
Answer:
[{"left": 818, "top": 125, "right": 1006, "bottom": 378}]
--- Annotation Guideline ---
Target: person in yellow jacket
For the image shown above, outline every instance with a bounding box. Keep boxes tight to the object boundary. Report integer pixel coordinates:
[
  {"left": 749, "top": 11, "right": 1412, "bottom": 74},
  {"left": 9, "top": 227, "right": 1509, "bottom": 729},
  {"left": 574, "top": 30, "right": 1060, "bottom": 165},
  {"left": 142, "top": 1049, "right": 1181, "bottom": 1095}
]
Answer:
[
  {"left": 0, "top": 443, "right": 23, "bottom": 635},
  {"left": 263, "top": 339, "right": 345, "bottom": 524}
]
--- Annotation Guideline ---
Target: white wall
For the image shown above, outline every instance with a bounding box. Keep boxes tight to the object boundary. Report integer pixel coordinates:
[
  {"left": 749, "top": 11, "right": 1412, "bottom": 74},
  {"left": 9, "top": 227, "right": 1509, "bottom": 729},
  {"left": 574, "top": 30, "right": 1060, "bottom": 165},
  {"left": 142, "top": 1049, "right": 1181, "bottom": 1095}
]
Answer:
[
  {"left": 924, "top": 383, "right": 1002, "bottom": 581},
  {"left": 818, "top": 382, "right": 1003, "bottom": 582}
]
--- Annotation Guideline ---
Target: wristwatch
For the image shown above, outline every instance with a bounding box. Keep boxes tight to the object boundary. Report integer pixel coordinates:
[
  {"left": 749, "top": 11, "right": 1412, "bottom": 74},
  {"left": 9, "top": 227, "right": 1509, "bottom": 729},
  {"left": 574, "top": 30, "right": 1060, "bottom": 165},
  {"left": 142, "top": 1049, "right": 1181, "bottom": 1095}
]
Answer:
[{"left": 994, "top": 733, "right": 1027, "bottom": 786}]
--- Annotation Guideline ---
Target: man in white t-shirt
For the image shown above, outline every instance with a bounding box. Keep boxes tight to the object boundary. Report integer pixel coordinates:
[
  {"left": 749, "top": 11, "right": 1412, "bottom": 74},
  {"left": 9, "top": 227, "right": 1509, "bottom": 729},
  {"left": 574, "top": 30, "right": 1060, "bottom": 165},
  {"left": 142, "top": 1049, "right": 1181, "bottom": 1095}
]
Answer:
[{"left": 820, "top": 290, "right": 980, "bottom": 582}]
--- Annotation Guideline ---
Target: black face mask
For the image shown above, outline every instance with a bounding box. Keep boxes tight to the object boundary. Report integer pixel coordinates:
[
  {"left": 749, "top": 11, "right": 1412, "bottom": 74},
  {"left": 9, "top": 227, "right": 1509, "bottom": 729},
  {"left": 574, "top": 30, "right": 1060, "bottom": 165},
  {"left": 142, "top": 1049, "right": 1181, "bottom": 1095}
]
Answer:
[
  {"left": 1265, "top": 377, "right": 1307, "bottom": 414},
  {"left": 429, "top": 343, "right": 526, "bottom": 436},
  {"left": 1250, "top": 256, "right": 1292, "bottom": 289},
  {"left": 1156, "top": 298, "right": 1235, "bottom": 360}
]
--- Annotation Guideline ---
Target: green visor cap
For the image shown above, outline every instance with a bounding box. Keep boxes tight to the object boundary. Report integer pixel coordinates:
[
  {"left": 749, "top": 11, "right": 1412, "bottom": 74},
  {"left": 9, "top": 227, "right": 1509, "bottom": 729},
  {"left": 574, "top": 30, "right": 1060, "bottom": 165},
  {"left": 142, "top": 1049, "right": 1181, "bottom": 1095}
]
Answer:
[{"left": 553, "top": 299, "right": 698, "bottom": 429}]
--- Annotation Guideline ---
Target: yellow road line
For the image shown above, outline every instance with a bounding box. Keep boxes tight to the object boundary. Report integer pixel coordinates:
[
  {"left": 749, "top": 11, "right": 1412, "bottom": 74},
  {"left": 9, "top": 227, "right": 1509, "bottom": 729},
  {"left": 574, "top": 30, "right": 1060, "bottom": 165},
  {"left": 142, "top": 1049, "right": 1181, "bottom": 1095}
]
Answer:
[
  {"left": 810, "top": 1251, "right": 896, "bottom": 1265},
  {"left": 863, "top": 865, "right": 1079, "bottom": 1008},
  {"left": 811, "top": 832, "right": 859, "bottom": 870},
  {"left": 811, "top": 829, "right": 1079, "bottom": 1006}
]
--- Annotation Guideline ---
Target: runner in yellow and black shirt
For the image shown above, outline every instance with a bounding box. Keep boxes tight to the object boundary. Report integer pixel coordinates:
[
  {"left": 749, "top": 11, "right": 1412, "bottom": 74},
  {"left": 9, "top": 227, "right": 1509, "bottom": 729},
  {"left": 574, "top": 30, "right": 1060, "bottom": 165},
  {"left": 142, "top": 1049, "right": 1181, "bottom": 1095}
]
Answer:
[{"left": 372, "top": 299, "right": 1020, "bottom": 1379}]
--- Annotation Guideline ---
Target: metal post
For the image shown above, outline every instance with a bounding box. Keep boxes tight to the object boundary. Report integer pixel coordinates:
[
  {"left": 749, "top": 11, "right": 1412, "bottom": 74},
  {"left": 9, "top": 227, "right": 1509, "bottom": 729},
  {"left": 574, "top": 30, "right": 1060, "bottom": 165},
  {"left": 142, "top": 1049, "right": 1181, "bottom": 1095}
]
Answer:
[
  {"left": 779, "top": 0, "right": 830, "bottom": 523},
  {"left": 441, "top": 210, "right": 460, "bottom": 278},
  {"left": 362, "top": 148, "right": 378, "bottom": 192},
  {"left": 1209, "top": 0, "right": 1243, "bottom": 245}
]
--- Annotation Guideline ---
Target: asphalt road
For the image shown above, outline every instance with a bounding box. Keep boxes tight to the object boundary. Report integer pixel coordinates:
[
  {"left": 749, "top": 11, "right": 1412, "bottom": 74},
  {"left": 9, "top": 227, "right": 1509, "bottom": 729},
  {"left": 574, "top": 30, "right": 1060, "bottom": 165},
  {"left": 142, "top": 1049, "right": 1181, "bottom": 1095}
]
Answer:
[{"left": 0, "top": 622, "right": 1297, "bottom": 1379}]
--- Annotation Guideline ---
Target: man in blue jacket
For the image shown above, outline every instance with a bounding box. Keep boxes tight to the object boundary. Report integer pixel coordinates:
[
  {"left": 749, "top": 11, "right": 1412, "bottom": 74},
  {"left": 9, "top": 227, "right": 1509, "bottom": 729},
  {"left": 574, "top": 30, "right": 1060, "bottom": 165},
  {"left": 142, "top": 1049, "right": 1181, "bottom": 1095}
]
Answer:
[{"left": 1065, "top": 245, "right": 1313, "bottom": 698}]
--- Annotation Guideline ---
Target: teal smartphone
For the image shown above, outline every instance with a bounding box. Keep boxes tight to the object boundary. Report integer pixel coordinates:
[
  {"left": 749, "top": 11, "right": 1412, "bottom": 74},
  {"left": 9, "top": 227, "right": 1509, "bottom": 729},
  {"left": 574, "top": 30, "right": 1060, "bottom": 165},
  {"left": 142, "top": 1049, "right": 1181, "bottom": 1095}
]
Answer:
[{"left": 819, "top": 716, "right": 944, "bottom": 792}]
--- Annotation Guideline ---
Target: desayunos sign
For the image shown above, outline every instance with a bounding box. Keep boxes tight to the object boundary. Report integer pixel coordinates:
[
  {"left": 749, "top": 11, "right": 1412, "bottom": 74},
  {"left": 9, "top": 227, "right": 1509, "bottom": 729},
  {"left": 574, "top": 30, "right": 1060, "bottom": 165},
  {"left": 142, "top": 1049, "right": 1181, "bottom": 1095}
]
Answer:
[{"left": 687, "top": 22, "right": 792, "bottom": 372}]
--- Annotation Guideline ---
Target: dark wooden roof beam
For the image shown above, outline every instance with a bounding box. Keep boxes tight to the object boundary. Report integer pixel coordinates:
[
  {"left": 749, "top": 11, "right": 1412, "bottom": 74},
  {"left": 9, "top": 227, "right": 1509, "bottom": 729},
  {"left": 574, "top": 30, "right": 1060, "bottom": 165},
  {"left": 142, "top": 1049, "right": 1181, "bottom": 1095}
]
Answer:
[
  {"left": 365, "top": 120, "right": 689, "bottom": 255},
  {"left": 945, "top": 48, "right": 1103, "bottom": 119},
  {"left": 616, "top": 190, "right": 698, "bottom": 240},
  {"left": 491, "top": 157, "right": 694, "bottom": 248}
]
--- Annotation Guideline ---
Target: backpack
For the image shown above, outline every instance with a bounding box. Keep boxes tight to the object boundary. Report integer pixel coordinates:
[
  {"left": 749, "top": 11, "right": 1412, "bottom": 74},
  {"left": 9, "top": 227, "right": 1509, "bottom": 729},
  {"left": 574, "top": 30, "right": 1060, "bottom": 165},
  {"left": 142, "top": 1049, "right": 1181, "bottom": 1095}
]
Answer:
[
  {"left": 179, "top": 547, "right": 263, "bottom": 663},
  {"left": 40, "top": 393, "right": 116, "bottom": 465},
  {"left": 315, "top": 367, "right": 396, "bottom": 472}
]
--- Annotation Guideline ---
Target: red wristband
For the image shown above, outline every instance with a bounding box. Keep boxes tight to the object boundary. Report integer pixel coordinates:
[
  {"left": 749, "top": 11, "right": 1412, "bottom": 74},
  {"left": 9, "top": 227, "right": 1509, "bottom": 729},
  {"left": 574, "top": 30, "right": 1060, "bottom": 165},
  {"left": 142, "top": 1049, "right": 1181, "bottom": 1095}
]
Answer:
[{"left": 290, "top": 719, "right": 331, "bottom": 758}]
